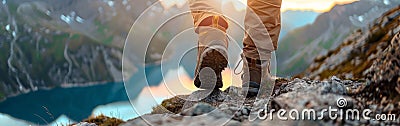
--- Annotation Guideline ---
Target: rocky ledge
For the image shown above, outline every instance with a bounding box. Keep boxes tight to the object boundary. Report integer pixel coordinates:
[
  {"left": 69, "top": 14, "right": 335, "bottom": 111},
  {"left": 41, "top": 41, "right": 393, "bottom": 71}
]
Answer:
[{"left": 119, "top": 76, "right": 399, "bottom": 126}]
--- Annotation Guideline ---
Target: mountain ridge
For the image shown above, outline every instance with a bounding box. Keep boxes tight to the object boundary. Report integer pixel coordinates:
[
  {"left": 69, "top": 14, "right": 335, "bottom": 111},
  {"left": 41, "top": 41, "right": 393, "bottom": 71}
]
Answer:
[{"left": 276, "top": 0, "right": 400, "bottom": 76}]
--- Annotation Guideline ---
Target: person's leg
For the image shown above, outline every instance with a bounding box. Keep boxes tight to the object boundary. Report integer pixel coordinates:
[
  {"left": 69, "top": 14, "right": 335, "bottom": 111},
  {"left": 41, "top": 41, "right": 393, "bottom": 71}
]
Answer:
[
  {"left": 189, "top": 0, "right": 229, "bottom": 89},
  {"left": 189, "top": 0, "right": 228, "bottom": 33},
  {"left": 241, "top": 0, "right": 282, "bottom": 97},
  {"left": 243, "top": 0, "right": 281, "bottom": 60}
]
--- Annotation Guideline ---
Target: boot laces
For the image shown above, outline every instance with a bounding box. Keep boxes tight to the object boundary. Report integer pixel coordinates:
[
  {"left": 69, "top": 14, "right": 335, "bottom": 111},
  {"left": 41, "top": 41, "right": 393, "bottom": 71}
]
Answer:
[
  {"left": 226, "top": 35, "right": 244, "bottom": 76},
  {"left": 233, "top": 58, "right": 243, "bottom": 75}
]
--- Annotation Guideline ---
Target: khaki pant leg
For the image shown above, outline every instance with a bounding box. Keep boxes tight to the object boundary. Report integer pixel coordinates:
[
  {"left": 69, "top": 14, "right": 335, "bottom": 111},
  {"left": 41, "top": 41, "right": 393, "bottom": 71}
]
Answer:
[
  {"left": 188, "top": 0, "right": 228, "bottom": 33},
  {"left": 243, "top": 0, "right": 282, "bottom": 60}
]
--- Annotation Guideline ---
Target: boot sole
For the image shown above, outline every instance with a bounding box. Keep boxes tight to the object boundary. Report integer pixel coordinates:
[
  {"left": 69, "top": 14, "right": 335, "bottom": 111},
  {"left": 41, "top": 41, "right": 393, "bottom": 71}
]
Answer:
[{"left": 194, "top": 49, "right": 228, "bottom": 89}]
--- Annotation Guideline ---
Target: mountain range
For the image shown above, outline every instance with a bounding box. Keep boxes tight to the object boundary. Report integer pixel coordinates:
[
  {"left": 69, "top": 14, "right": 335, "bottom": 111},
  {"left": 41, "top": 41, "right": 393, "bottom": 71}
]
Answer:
[{"left": 276, "top": 0, "right": 400, "bottom": 76}]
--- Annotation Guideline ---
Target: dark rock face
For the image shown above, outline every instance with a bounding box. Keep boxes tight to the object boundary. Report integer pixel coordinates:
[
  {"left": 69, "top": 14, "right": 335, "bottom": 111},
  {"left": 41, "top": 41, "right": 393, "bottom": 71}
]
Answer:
[
  {"left": 276, "top": 0, "right": 400, "bottom": 76},
  {"left": 300, "top": 6, "right": 400, "bottom": 80},
  {"left": 366, "top": 33, "right": 400, "bottom": 99}
]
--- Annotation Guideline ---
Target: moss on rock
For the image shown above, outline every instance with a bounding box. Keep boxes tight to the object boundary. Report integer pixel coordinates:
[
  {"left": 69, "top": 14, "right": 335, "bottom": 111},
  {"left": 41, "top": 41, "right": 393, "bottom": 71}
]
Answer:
[
  {"left": 151, "top": 95, "right": 188, "bottom": 114},
  {"left": 81, "top": 114, "right": 125, "bottom": 126}
]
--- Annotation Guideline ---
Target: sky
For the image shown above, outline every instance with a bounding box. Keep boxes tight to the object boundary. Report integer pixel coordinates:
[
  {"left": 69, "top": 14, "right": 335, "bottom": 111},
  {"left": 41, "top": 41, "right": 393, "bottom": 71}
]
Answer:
[
  {"left": 160, "top": 0, "right": 359, "bottom": 12},
  {"left": 280, "top": 0, "right": 359, "bottom": 12}
]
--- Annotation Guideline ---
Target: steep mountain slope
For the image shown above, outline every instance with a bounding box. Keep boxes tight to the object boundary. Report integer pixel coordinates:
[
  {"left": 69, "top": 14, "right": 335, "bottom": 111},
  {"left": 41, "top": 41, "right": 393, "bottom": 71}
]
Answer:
[
  {"left": 365, "top": 32, "right": 400, "bottom": 100},
  {"left": 300, "top": 5, "right": 400, "bottom": 81},
  {"left": 276, "top": 0, "right": 400, "bottom": 76},
  {"left": 0, "top": 0, "right": 167, "bottom": 101}
]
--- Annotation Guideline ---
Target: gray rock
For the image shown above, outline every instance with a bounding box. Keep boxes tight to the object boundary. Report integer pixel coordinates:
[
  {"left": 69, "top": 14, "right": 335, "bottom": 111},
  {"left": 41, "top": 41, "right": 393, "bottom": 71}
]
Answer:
[
  {"left": 123, "top": 109, "right": 239, "bottom": 126},
  {"left": 125, "top": 71, "right": 399, "bottom": 125},
  {"left": 73, "top": 122, "right": 97, "bottom": 126},
  {"left": 181, "top": 103, "right": 216, "bottom": 116},
  {"left": 241, "top": 108, "right": 249, "bottom": 116}
]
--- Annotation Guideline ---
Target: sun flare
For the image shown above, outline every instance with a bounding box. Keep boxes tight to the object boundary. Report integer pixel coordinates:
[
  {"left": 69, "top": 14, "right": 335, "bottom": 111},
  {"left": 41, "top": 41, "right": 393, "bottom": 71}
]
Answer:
[{"left": 159, "top": 0, "right": 358, "bottom": 12}]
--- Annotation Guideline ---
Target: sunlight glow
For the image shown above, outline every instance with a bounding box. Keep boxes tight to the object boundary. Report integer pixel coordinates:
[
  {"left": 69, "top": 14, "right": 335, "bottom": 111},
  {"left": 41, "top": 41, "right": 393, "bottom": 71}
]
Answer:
[
  {"left": 159, "top": 0, "right": 359, "bottom": 12},
  {"left": 159, "top": 0, "right": 186, "bottom": 9},
  {"left": 281, "top": 0, "right": 359, "bottom": 12},
  {"left": 147, "top": 67, "right": 242, "bottom": 97}
]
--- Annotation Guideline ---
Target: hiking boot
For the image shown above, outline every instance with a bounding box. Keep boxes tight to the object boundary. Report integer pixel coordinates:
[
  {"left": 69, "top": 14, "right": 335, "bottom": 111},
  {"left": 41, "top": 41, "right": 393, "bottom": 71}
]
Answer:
[
  {"left": 194, "top": 16, "right": 228, "bottom": 90},
  {"left": 241, "top": 54, "right": 274, "bottom": 98}
]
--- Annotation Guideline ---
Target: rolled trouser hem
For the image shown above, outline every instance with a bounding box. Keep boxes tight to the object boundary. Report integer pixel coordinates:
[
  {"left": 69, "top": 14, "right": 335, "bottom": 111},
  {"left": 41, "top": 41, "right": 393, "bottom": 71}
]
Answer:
[
  {"left": 242, "top": 0, "right": 281, "bottom": 61},
  {"left": 189, "top": 0, "right": 228, "bottom": 34},
  {"left": 192, "top": 13, "right": 228, "bottom": 33}
]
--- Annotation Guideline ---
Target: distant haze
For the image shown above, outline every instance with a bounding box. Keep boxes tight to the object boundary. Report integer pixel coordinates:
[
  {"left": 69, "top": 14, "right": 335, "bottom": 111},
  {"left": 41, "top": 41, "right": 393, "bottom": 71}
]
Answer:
[{"left": 281, "top": 0, "right": 358, "bottom": 12}]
